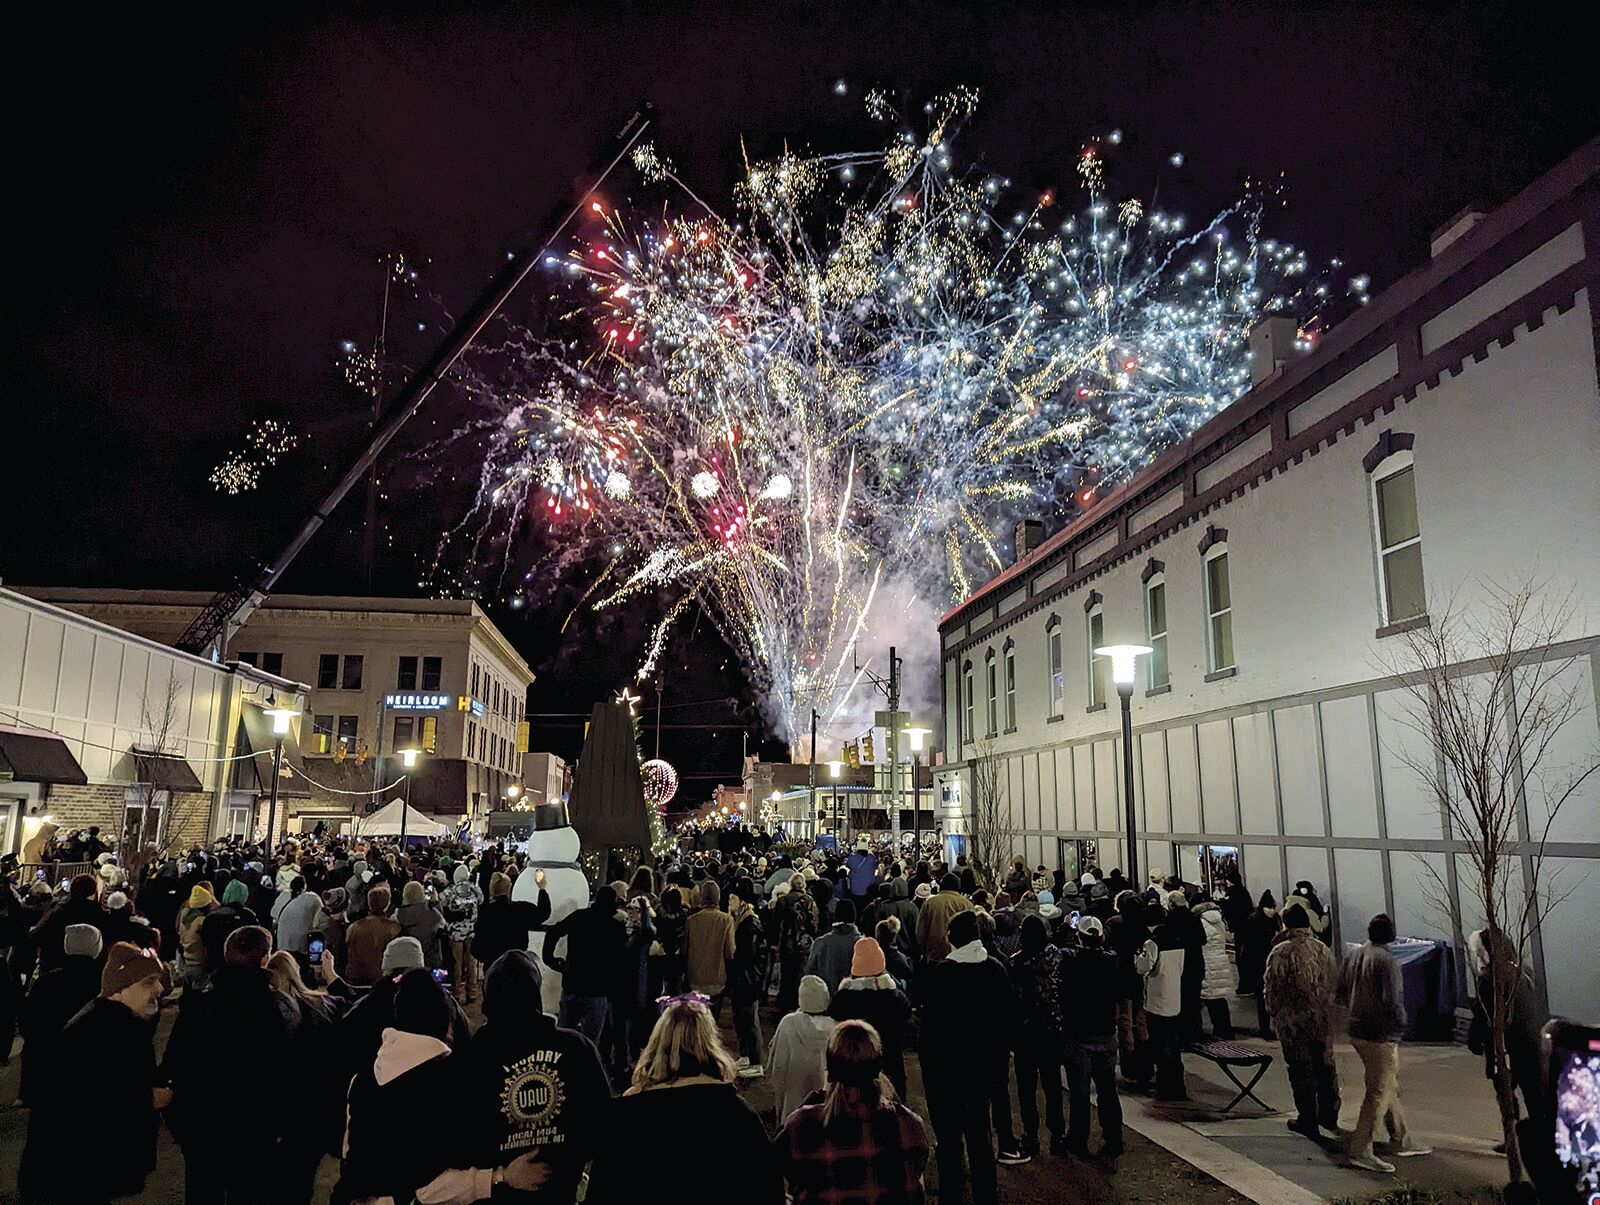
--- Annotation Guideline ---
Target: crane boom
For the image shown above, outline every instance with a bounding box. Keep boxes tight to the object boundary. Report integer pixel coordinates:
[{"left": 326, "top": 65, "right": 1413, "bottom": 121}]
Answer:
[{"left": 177, "top": 105, "right": 655, "bottom": 657}]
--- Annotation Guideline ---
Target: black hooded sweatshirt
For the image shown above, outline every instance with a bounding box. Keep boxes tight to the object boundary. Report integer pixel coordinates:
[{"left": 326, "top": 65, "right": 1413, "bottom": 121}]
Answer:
[{"left": 465, "top": 951, "right": 612, "bottom": 1200}]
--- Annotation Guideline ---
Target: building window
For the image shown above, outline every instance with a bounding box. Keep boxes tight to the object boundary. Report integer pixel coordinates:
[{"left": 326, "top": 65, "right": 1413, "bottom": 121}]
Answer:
[
  {"left": 224, "top": 804, "right": 255, "bottom": 841},
  {"left": 1087, "top": 604, "right": 1106, "bottom": 708},
  {"left": 1373, "top": 462, "right": 1425, "bottom": 623},
  {"left": 1204, "top": 548, "right": 1235, "bottom": 672},
  {"left": 963, "top": 666, "right": 975, "bottom": 746},
  {"left": 342, "top": 655, "right": 364, "bottom": 691},
  {"left": 985, "top": 656, "right": 998, "bottom": 737},
  {"left": 122, "top": 787, "right": 168, "bottom": 849},
  {"left": 393, "top": 716, "right": 415, "bottom": 748},
  {"left": 337, "top": 715, "right": 359, "bottom": 747},
  {"left": 397, "top": 656, "right": 418, "bottom": 691},
  {"left": 311, "top": 715, "right": 334, "bottom": 755},
  {"left": 471, "top": 662, "right": 481, "bottom": 699},
  {"left": 1048, "top": 629, "right": 1064, "bottom": 717},
  {"left": 318, "top": 654, "right": 339, "bottom": 690},
  {"left": 422, "top": 656, "right": 442, "bottom": 691},
  {"left": 1004, "top": 648, "right": 1016, "bottom": 730},
  {"left": 420, "top": 715, "right": 437, "bottom": 754},
  {"left": 467, "top": 721, "right": 477, "bottom": 760},
  {"left": 1145, "top": 576, "right": 1170, "bottom": 689},
  {"left": 260, "top": 652, "right": 283, "bottom": 676},
  {"left": 237, "top": 652, "right": 257, "bottom": 667}
]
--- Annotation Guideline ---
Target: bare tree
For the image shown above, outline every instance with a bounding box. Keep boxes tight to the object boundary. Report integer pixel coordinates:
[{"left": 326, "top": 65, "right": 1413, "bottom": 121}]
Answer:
[
  {"left": 128, "top": 672, "right": 203, "bottom": 885},
  {"left": 966, "top": 736, "right": 1017, "bottom": 892},
  {"left": 1383, "top": 577, "right": 1598, "bottom": 1186}
]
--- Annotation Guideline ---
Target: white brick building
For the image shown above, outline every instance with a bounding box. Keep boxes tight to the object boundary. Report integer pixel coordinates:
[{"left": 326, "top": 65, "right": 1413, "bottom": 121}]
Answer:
[{"left": 933, "top": 141, "right": 1600, "bottom": 1015}]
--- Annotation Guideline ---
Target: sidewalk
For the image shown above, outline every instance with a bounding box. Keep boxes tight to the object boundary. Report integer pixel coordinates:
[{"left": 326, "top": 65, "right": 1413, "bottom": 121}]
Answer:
[{"left": 1120, "top": 1012, "right": 1509, "bottom": 1204}]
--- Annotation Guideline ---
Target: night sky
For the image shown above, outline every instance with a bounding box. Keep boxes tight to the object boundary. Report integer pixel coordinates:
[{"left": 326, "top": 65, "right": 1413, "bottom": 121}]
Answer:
[{"left": 5, "top": 3, "right": 1594, "bottom": 794}]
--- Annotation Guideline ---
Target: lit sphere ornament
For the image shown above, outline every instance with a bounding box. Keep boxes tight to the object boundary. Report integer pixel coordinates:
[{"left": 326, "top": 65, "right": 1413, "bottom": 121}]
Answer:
[{"left": 640, "top": 758, "right": 679, "bottom": 812}]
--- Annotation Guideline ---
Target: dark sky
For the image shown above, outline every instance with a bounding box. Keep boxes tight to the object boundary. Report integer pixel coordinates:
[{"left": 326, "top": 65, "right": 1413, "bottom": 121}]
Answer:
[{"left": 4, "top": 3, "right": 1594, "bottom": 790}]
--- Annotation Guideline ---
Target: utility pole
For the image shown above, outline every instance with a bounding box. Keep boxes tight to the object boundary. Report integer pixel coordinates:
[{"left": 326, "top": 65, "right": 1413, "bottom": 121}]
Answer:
[
  {"left": 808, "top": 708, "right": 818, "bottom": 840},
  {"left": 362, "top": 258, "right": 392, "bottom": 593},
  {"left": 887, "top": 646, "right": 901, "bottom": 849},
  {"left": 654, "top": 674, "right": 664, "bottom": 759}
]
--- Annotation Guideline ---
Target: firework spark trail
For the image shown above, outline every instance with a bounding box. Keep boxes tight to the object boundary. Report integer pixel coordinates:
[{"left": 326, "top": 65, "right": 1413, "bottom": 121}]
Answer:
[{"left": 384, "top": 90, "right": 1366, "bottom": 744}]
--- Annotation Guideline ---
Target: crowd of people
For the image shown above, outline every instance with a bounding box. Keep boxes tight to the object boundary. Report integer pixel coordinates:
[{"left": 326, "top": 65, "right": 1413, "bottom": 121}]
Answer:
[{"left": 0, "top": 822, "right": 1492, "bottom": 1201}]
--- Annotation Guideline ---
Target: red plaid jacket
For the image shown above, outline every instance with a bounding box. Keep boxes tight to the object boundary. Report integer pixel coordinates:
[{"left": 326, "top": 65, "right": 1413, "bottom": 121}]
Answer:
[{"left": 779, "top": 1093, "right": 930, "bottom": 1203}]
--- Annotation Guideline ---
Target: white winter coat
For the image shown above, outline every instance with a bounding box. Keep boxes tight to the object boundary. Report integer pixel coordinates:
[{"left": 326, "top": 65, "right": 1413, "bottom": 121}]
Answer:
[
  {"left": 768, "top": 1010, "right": 833, "bottom": 1121},
  {"left": 1196, "top": 903, "right": 1235, "bottom": 1000}
]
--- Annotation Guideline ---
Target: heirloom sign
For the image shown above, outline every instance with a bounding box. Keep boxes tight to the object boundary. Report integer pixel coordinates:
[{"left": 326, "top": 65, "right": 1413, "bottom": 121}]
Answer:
[{"left": 384, "top": 692, "right": 451, "bottom": 711}]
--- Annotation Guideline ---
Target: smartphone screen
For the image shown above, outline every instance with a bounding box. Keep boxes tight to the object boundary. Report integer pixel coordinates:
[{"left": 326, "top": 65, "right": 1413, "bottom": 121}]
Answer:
[
  {"left": 1070, "top": 910, "right": 1081, "bottom": 929},
  {"left": 1551, "top": 1024, "right": 1600, "bottom": 1198},
  {"left": 431, "top": 968, "right": 450, "bottom": 986},
  {"left": 308, "top": 938, "right": 325, "bottom": 963}
]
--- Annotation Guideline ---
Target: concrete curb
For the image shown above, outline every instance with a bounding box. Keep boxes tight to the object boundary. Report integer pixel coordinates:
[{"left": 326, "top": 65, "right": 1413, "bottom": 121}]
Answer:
[{"left": 1123, "top": 1104, "right": 1329, "bottom": 1205}]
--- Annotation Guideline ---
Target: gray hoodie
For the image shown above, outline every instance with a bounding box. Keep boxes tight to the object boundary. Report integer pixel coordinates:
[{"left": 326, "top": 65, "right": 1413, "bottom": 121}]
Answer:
[{"left": 1338, "top": 941, "right": 1407, "bottom": 1042}]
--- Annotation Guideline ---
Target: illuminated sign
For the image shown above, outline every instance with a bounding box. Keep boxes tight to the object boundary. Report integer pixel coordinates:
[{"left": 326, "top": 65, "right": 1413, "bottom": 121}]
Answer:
[{"left": 385, "top": 692, "right": 451, "bottom": 711}]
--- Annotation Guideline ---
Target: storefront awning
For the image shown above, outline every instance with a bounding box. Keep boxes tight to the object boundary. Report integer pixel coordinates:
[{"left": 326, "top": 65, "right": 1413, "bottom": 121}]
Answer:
[
  {"left": 131, "top": 748, "right": 204, "bottom": 793},
  {"left": 237, "top": 704, "right": 312, "bottom": 799},
  {"left": 0, "top": 726, "right": 89, "bottom": 785}
]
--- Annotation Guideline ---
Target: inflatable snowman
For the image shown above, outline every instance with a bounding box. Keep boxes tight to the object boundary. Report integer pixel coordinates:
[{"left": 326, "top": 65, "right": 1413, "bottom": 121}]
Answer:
[{"left": 514, "top": 801, "right": 589, "bottom": 1015}]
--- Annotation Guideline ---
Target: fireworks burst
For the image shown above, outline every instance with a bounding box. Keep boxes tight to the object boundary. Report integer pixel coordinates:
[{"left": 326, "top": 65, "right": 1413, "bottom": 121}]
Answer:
[
  {"left": 210, "top": 419, "right": 300, "bottom": 494},
  {"left": 396, "top": 91, "right": 1366, "bottom": 740}
]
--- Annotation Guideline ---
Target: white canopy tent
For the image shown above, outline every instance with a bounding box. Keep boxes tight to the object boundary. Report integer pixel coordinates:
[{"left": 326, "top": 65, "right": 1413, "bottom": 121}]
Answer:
[{"left": 354, "top": 798, "right": 445, "bottom": 839}]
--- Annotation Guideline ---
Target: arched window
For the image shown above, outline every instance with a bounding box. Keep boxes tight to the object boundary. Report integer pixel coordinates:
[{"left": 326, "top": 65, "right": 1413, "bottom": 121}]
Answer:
[
  {"left": 1143, "top": 558, "right": 1169, "bottom": 690},
  {"left": 1199, "top": 527, "right": 1234, "bottom": 673},
  {"left": 1365, "top": 432, "right": 1425, "bottom": 626}
]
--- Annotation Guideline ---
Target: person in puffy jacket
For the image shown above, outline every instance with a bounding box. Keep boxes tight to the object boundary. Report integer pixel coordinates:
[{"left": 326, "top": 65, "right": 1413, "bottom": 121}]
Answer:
[
  {"left": 1135, "top": 902, "right": 1188, "bottom": 1100},
  {"left": 1264, "top": 905, "right": 1341, "bottom": 1141},
  {"left": 396, "top": 880, "right": 447, "bottom": 970},
  {"left": 1193, "top": 898, "right": 1236, "bottom": 1039}
]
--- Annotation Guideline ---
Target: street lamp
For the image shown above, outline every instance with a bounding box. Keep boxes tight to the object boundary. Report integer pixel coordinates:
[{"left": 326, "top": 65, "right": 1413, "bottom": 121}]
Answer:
[
  {"left": 397, "top": 747, "right": 422, "bottom": 851},
  {"left": 1093, "top": 643, "right": 1152, "bottom": 885},
  {"left": 261, "top": 697, "right": 299, "bottom": 852},
  {"left": 825, "top": 759, "right": 844, "bottom": 842},
  {"left": 903, "top": 725, "right": 932, "bottom": 859}
]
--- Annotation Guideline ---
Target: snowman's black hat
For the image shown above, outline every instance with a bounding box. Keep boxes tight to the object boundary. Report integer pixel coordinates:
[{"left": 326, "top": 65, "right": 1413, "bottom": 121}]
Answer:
[{"left": 533, "top": 802, "right": 571, "bottom": 831}]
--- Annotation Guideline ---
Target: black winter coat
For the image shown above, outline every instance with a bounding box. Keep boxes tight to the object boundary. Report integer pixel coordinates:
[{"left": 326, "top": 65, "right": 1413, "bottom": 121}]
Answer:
[
  {"left": 20, "top": 998, "right": 160, "bottom": 1201},
  {"left": 542, "top": 899, "right": 626, "bottom": 1000},
  {"left": 728, "top": 909, "right": 766, "bottom": 1004},
  {"left": 162, "top": 965, "right": 291, "bottom": 1151},
  {"left": 472, "top": 891, "right": 551, "bottom": 971},
  {"left": 916, "top": 950, "right": 1016, "bottom": 1085},
  {"left": 338, "top": 1050, "right": 469, "bottom": 1204},
  {"left": 18, "top": 957, "right": 102, "bottom": 1105},
  {"left": 1059, "top": 946, "right": 1121, "bottom": 1039}
]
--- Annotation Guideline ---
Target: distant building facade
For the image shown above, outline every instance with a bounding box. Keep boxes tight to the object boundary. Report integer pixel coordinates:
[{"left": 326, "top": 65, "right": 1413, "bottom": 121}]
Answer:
[
  {"left": 19, "top": 590, "right": 535, "bottom": 833},
  {"left": 1, "top": 588, "right": 306, "bottom": 857},
  {"left": 933, "top": 143, "right": 1600, "bottom": 1015}
]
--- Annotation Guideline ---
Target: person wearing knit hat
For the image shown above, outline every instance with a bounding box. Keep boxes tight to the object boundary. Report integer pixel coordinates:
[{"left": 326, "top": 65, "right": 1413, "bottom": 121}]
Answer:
[
  {"left": 17, "top": 925, "right": 106, "bottom": 1108},
  {"left": 18, "top": 942, "right": 167, "bottom": 1202},
  {"left": 397, "top": 881, "right": 447, "bottom": 969},
  {"left": 440, "top": 864, "right": 484, "bottom": 1004},
  {"left": 382, "top": 935, "right": 427, "bottom": 975},
  {"left": 199, "top": 877, "right": 260, "bottom": 973},
  {"left": 768, "top": 974, "right": 834, "bottom": 1120},
  {"left": 33, "top": 874, "right": 105, "bottom": 975},
  {"left": 830, "top": 937, "right": 913, "bottom": 1099}
]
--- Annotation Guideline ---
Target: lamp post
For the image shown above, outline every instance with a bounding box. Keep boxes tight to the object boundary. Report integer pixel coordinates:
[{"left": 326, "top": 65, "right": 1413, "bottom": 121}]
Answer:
[
  {"left": 397, "top": 747, "right": 422, "bottom": 851},
  {"left": 902, "top": 725, "right": 931, "bottom": 861},
  {"left": 262, "top": 698, "right": 299, "bottom": 852},
  {"left": 1093, "top": 643, "right": 1152, "bottom": 886},
  {"left": 825, "top": 759, "right": 843, "bottom": 844}
]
